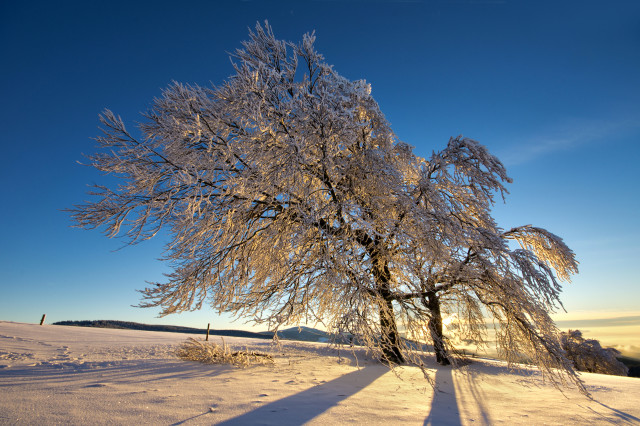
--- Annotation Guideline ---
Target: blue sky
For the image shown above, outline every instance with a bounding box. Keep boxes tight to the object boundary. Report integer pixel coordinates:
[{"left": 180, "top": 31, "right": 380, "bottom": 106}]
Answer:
[{"left": 1, "top": 1, "right": 639, "bottom": 342}]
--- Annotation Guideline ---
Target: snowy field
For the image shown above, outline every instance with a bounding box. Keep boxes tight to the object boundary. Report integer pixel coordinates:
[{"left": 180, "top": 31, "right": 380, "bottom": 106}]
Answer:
[{"left": 1, "top": 321, "right": 639, "bottom": 425}]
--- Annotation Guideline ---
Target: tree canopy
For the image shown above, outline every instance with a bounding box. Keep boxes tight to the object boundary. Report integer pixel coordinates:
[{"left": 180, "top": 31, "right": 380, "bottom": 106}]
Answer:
[{"left": 71, "top": 22, "right": 581, "bottom": 390}]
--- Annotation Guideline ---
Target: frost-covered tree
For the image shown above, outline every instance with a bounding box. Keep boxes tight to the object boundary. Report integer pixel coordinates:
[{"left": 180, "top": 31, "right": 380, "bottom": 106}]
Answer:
[
  {"left": 364, "top": 137, "right": 580, "bottom": 385},
  {"left": 561, "top": 330, "right": 629, "bottom": 376},
  {"left": 70, "top": 22, "right": 581, "bottom": 389}
]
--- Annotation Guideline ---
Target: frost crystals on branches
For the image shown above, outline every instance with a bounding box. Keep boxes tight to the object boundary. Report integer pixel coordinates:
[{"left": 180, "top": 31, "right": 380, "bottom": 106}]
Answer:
[{"left": 70, "top": 22, "right": 582, "bottom": 392}]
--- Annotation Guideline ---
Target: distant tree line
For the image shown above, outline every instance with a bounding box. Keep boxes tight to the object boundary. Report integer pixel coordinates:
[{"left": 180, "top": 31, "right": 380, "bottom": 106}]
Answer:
[{"left": 53, "top": 320, "right": 271, "bottom": 339}]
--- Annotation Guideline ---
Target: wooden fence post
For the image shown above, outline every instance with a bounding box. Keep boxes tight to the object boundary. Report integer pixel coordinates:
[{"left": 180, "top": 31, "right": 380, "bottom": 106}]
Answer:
[
  {"left": 40, "top": 314, "right": 46, "bottom": 325},
  {"left": 206, "top": 323, "right": 210, "bottom": 341}
]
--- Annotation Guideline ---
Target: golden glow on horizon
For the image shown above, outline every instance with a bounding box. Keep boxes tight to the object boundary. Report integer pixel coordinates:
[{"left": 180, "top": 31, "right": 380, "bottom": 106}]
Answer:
[
  {"left": 553, "top": 311, "right": 640, "bottom": 358},
  {"left": 441, "top": 311, "right": 640, "bottom": 359}
]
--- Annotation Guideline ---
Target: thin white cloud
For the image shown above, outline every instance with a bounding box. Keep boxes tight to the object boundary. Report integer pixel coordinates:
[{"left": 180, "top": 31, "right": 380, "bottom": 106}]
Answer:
[{"left": 497, "top": 117, "right": 640, "bottom": 166}]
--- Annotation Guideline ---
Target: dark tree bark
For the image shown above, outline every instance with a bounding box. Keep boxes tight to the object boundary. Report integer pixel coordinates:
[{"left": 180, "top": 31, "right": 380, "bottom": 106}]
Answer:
[
  {"left": 426, "top": 291, "right": 450, "bottom": 365},
  {"left": 372, "top": 247, "right": 405, "bottom": 364},
  {"left": 379, "top": 297, "right": 404, "bottom": 364}
]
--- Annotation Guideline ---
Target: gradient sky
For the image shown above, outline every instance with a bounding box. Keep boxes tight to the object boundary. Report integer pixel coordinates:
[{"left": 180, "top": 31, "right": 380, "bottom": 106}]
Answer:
[{"left": 1, "top": 1, "right": 639, "bottom": 349}]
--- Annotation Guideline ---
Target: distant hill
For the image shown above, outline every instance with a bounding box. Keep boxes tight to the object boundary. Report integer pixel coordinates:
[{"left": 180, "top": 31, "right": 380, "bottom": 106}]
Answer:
[
  {"left": 51, "top": 320, "right": 342, "bottom": 344},
  {"left": 617, "top": 355, "right": 640, "bottom": 378},
  {"left": 53, "top": 320, "right": 271, "bottom": 340},
  {"left": 51, "top": 320, "right": 383, "bottom": 350},
  {"left": 261, "top": 326, "right": 335, "bottom": 343}
]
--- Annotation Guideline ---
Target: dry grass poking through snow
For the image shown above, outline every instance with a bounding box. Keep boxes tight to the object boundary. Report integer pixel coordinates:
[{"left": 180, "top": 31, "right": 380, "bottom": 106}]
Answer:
[{"left": 176, "top": 337, "right": 274, "bottom": 367}]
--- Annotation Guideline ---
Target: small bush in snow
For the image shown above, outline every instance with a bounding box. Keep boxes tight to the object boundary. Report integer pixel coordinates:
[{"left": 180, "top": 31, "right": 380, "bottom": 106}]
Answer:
[
  {"left": 561, "top": 330, "right": 628, "bottom": 376},
  {"left": 176, "top": 337, "right": 274, "bottom": 367}
]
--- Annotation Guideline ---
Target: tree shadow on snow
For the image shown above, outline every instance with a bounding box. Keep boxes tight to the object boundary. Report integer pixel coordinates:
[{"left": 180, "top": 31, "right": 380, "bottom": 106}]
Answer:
[
  {"left": 589, "top": 401, "right": 640, "bottom": 424},
  {"left": 215, "top": 365, "right": 387, "bottom": 425},
  {"left": 451, "top": 367, "right": 492, "bottom": 425},
  {"left": 424, "top": 368, "right": 462, "bottom": 426},
  {"left": 0, "top": 359, "right": 236, "bottom": 388}
]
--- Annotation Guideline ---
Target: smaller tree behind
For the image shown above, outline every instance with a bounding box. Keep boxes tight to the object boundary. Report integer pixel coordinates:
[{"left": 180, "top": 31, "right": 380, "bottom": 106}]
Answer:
[{"left": 561, "top": 330, "right": 629, "bottom": 376}]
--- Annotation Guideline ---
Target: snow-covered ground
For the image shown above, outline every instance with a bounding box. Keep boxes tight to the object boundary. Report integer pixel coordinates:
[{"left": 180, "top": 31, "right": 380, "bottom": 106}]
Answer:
[{"left": 1, "top": 321, "right": 638, "bottom": 425}]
